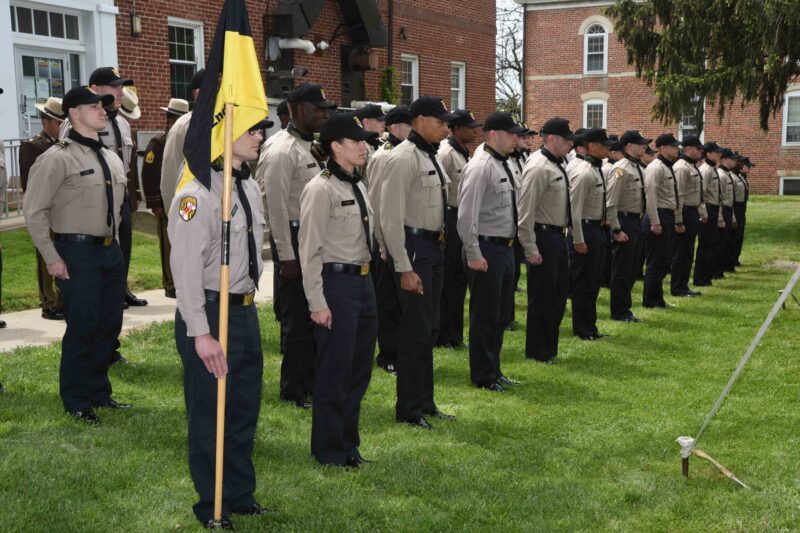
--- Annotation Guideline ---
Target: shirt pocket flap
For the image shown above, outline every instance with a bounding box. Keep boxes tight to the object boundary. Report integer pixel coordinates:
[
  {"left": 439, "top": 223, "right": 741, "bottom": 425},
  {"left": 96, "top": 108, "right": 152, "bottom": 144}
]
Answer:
[{"left": 421, "top": 173, "right": 441, "bottom": 188}]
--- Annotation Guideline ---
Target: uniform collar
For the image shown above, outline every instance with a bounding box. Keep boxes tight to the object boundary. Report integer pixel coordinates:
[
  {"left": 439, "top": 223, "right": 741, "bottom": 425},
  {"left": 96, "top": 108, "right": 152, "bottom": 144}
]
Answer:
[
  {"left": 287, "top": 123, "right": 314, "bottom": 142},
  {"left": 327, "top": 156, "right": 362, "bottom": 184},
  {"left": 387, "top": 133, "right": 403, "bottom": 147},
  {"left": 657, "top": 155, "right": 674, "bottom": 168},
  {"left": 540, "top": 147, "right": 563, "bottom": 166},
  {"left": 408, "top": 130, "right": 438, "bottom": 156},
  {"left": 585, "top": 154, "right": 603, "bottom": 168},
  {"left": 448, "top": 136, "right": 470, "bottom": 160},
  {"left": 681, "top": 154, "right": 698, "bottom": 164},
  {"left": 367, "top": 136, "right": 381, "bottom": 150},
  {"left": 624, "top": 153, "right": 641, "bottom": 164},
  {"left": 211, "top": 160, "right": 251, "bottom": 179},
  {"left": 704, "top": 158, "right": 717, "bottom": 167},
  {"left": 40, "top": 130, "right": 57, "bottom": 143},
  {"left": 483, "top": 143, "right": 508, "bottom": 162}
]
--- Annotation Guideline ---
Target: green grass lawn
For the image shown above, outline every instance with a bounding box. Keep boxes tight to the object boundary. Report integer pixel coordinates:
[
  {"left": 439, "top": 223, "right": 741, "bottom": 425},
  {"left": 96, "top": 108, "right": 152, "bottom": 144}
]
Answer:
[
  {"left": 1, "top": 196, "right": 799, "bottom": 532},
  {"left": 0, "top": 228, "right": 163, "bottom": 312}
]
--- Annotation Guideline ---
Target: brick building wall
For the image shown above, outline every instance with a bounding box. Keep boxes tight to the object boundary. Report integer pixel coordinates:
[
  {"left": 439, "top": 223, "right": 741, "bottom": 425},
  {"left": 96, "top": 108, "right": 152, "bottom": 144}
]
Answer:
[
  {"left": 114, "top": 0, "right": 496, "bottom": 136},
  {"left": 520, "top": 0, "right": 800, "bottom": 194}
]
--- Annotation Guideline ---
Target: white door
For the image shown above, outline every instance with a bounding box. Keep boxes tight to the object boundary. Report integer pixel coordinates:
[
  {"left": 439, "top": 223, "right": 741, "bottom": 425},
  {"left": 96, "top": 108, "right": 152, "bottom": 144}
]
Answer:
[{"left": 14, "top": 49, "right": 82, "bottom": 138}]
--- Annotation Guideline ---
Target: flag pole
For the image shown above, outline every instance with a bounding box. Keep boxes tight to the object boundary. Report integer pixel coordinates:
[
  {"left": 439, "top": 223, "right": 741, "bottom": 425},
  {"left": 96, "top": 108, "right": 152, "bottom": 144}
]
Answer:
[{"left": 213, "top": 101, "right": 235, "bottom": 524}]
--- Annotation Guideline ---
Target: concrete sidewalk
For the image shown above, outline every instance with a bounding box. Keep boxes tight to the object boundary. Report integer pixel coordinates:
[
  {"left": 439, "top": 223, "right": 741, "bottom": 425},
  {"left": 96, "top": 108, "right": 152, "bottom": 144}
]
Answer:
[{"left": 0, "top": 262, "right": 275, "bottom": 353}]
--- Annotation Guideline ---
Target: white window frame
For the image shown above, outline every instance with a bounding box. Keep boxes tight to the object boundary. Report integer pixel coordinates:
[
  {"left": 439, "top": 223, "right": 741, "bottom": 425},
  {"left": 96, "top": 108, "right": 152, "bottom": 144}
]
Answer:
[
  {"left": 583, "top": 98, "right": 607, "bottom": 128},
  {"left": 167, "top": 17, "right": 205, "bottom": 69},
  {"left": 583, "top": 24, "right": 608, "bottom": 75},
  {"left": 779, "top": 176, "right": 800, "bottom": 195},
  {"left": 450, "top": 61, "right": 466, "bottom": 110},
  {"left": 678, "top": 98, "right": 705, "bottom": 143},
  {"left": 400, "top": 54, "right": 419, "bottom": 106},
  {"left": 782, "top": 90, "right": 800, "bottom": 146},
  {"left": 10, "top": 2, "right": 85, "bottom": 49}
]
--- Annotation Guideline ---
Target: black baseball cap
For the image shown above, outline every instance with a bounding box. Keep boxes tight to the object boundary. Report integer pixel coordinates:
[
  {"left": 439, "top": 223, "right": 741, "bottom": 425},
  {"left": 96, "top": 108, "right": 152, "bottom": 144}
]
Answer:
[
  {"left": 521, "top": 123, "right": 537, "bottom": 137},
  {"left": 410, "top": 96, "right": 455, "bottom": 122},
  {"left": 572, "top": 128, "right": 588, "bottom": 147},
  {"left": 702, "top": 141, "right": 722, "bottom": 153},
  {"left": 620, "top": 130, "right": 651, "bottom": 146},
  {"left": 276, "top": 100, "right": 289, "bottom": 116},
  {"left": 680, "top": 134, "right": 703, "bottom": 148},
  {"left": 655, "top": 133, "right": 679, "bottom": 147},
  {"left": 582, "top": 128, "right": 614, "bottom": 146},
  {"left": 540, "top": 117, "right": 577, "bottom": 140},
  {"left": 355, "top": 104, "right": 386, "bottom": 121},
  {"left": 287, "top": 83, "right": 337, "bottom": 109},
  {"left": 89, "top": 67, "right": 134, "bottom": 87},
  {"left": 720, "top": 148, "right": 736, "bottom": 159},
  {"left": 62, "top": 86, "right": 115, "bottom": 113},
  {"left": 607, "top": 134, "right": 622, "bottom": 151},
  {"left": 385, "top": 105, "right": 412, "bottom": 126},
  {"left": 320, "top": 112, "right": 379, "bottom": 144},
  {"left": 189, "top": 69, "right": 206, "bottom": 91},
  {"left": 483, "top": 112, "right": 525, "bottom": 134},
  {"left": 645, "top": 146, "right": 656, "bottom": 156},
  {"left": 249, "top": 117, "right": 275, "bottom": 131},
  {"left": 449, "top": 109, "right": 482, "bottom": 129}
]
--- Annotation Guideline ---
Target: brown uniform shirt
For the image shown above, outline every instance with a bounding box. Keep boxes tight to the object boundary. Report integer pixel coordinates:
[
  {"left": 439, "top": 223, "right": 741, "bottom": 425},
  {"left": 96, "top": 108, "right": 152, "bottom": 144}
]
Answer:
[
  {"left": 518, "top": 148, "right": 570, "bottom": 256},
  {"left": 23, "top": 138, "right": 127, "bottom": 265},
  {"left": 606, "top": 157, "right": 645, "bottom": 231},
  {"left": 299, "top": 167, "right": 374, "bottom": 312},
  {"left": 141, "top": 132, "right": 167, "bottom": 209},
  {"left": 644, "top": 157, "right": 682, "bottom": 225},
  {"left": 19, "top": 130, "right": 59, "bottom": 192},
  {"left": 168, "top": 167, "right": 266, "bottom": 337},
  {"left": 160, "top": 111, "right": 192, "bottom": 212}
]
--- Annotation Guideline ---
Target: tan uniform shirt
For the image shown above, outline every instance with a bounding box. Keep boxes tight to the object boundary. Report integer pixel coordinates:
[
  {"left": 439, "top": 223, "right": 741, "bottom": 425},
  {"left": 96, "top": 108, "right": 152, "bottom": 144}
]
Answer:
[
  {"left": 718, "top": 166, "right": 736, "bottom": 207},
  {"left": 733, "top": 171, "right": 747, "bottom": 203},
  {"left": 168, "top": 168, "right": 265, "bottom": 337},
  {"left": 358, "top": 141, "right": 379, "bottom": 187},
  {"left": 673, "top": 157, "right": 708, "bottom": 219},
  {"left": 644, "top": 157, "right": 682, "bottom": 225},
  {"left": 299, "top": 167, "right": 373, "bottom": 312},
  {"left": 438, "top": 138, "right": 469, "bottom": 207},
  {"left": 518, "top": 149, "right": 569, "bottom": 256},
  {"left": 569, "top": 158, "right": 606, "bottom": 244},
  {"left": 606, "top": 157, "right": 645, "bottom": 231},
  {"left": 699, "top": 161, "right": 725, "bottom": 224},
  {"left": 256, "top": 127, "right": 322, "bottom": 262},
  {"left": 23, "top": 139, "right": 127, "bottom": 265},
  {"left": 160, "top": 110, "right": 193, "bottom": 213},
  {"left": 379, "top": 134, "right": 448, "bottom": 272},
  {"left": 366, "top": 139, "right": 399, "bottom": 252}
]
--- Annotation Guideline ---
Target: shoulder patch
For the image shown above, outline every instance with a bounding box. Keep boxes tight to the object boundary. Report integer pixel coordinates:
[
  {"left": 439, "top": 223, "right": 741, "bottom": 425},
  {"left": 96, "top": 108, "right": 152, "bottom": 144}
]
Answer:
[
  {"left": 321, "top": 169, "right": 331, "bottom": 178},
  {"left": 383, "top": 143, "right": 393, "bottom": 150},
  {"left": 145, "top": 150, "right": 155, "bottom": 164},
  {"left": 179, "top": 196, "right": 198, "bottom": 221},
  {"left": 613, "top": 167, "right": 625, "bottom": 179}
]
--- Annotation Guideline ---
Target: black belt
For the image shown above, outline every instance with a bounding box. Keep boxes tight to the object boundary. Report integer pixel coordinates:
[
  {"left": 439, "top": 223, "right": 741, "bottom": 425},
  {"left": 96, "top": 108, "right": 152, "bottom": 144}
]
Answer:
[
  {"left": 619, "top": 211, "right": 643, "bottom": 219},
  {"left": 683, "top": 205, "right": 700, "bottom": 210},
  {"left": 534, "top": 223, "right": 567, "bottom": 235},
  {"left": 204, "top": 289, "right": 255, "bottom": 306},
  {"left": 705, "top": 202, "right": 719, "bottom": 208},
  {"left": 54, "top": 233, "right": 114, "bottom": 246},
  {"left": 478, "top": 235, "right": 515, "bottom": 247},
  {"left": 404, "top": 225, "right": 444, "bottom": 242},
  {"left": 581, "top": 219, "right": 602, "bottom": 226},
  {"left": 289, "top": 220, "right": 300, "bottom": 229},
  {"left": 657, "top": 207, "right": 675, "bottom": 214},
  {"left": 322, "top": 262, "right": 370, "bottom": 276}
]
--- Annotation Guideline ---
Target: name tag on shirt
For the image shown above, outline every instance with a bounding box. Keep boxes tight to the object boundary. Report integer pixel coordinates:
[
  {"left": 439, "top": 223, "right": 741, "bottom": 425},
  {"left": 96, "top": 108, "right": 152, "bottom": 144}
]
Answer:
[
  {"left": 307, "top": 162, "right": 318, "bottom": 169},
  {"left": 500, "top": 178, "right": 507, "bottom": 183},
  {"left": 231, "top": 205, "right": 238, "bottom": 217},
  {"left": 341, "top": 200, "right": 355, "bottom": 206},
  {"left": 554, "top": 176, "right": 563, "bottom": 182},
  {"left": 428, "top": 170, "right": 437, "bottom": 175},
  {"left": 99, "top": 131, "right": 109, "bottom": 137},
  {"left": 79, "top": 169, "right": 95, "bottom": 176}
]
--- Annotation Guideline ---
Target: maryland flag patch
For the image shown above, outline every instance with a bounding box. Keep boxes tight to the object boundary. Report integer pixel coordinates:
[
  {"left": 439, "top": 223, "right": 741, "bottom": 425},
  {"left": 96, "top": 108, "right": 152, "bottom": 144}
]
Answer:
[
  {"left": 145, "top": 150, "right": 155, "bottom": 164},
  {"left": 179, "top": 196, "right": 198, "bottom": 221},
  {"left": 613, "top": 167, "right": 625, "bottom": 179}
]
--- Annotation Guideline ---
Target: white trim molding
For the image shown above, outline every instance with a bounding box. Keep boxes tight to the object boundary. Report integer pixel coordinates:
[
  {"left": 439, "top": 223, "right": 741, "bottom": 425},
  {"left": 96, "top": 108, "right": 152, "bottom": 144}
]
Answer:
[
  {"left": 578, "top": 15, "right": 613, "bottom": 35},
  {"left": 581, "top": 91, "right": 609, "bottom": 102},
  {"left": 782, "top": 90, "right": 800, "bottom": 147},
  {"left": 778, "top": 176, "right": 800, "bottom": 195},
  {"left": 583, "top": 98, "right": 607, "bottom": 128},
  {"left": 518, "top": 0, "right": 615, "bottom": 11}
]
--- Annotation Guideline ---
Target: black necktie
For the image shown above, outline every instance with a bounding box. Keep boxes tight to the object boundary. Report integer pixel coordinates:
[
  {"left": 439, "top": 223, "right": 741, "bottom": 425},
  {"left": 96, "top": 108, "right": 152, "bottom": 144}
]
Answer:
[
  {"left": 712, "top": 166, "right": 722, "bottom": 203},
  {"left": 662, "top": 158, "right": 680, "bottom": 212},
  {"left": 632, "top": 161, "right": 646, "bottom": 215},
  {"left": 107, "top": 112, "right": 124, "bottom": 160},
  {"left": 68, "top": 129, "right": 115, "bottom": 238},
  {"left": 695, "top": 164, "right": 704, "bottom": 206},
  {"left": 351, "top": 180, "right": 372, "bottom": 252},
  {"left": 234, "top": 173, "right": 260, "bottom": 290},
  {"left": 427, "top": 154, "right": 448, "bottom": 228},
  {"left": 598, "top": 166, "right": 607, "bottom": 223},
  {"left": 555, "top": 163, "right": 572, "bottom": 227},
  {"left": 501, "top": 160, "right": 519, "bottom": 234}
]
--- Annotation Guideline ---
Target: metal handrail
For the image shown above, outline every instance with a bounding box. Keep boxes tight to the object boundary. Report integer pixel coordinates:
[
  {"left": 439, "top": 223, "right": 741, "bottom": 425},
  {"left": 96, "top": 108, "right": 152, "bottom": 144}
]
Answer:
[{"left": 2, "top": 138, "right": 26, "bottom": 219}]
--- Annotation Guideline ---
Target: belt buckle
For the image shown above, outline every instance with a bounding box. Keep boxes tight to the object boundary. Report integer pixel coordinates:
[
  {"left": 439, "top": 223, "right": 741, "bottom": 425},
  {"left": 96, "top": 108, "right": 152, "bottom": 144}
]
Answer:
[
  {"left": 507, "top": 239, "right": 514, "bottom": 247},
  {"left": 438, "top": 231, "right": 445, "bottom": 243},
  {"left": 360, "top": 263, "right": 369, "bottom": 276},
  {"left": 103, "top": 236, "right": 113, "bottom": 246},
  {"left": 243, "top": 293, "right": 255, "bottom": 306}
]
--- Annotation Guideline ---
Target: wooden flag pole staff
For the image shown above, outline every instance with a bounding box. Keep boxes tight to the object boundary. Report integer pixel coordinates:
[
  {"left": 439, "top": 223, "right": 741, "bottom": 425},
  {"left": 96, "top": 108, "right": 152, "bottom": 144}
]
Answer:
[{"left": 213, "top": 101, "right": 236, "bottom": 524}]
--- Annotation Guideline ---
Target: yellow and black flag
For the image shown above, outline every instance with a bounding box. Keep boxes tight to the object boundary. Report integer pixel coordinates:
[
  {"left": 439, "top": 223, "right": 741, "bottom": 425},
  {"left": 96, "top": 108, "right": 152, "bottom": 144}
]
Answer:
[{"left": 178, "top": 0, "right": 267, "bottom": 191}]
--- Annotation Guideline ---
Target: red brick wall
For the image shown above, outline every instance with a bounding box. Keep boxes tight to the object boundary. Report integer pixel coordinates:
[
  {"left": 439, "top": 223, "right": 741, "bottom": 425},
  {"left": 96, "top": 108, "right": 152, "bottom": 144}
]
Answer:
[
  {"left": 523, "top": 5, "right": 800, "bottom": 194},
  {"left": 114, "top": 0, "right": 495, "bottom": 136}
]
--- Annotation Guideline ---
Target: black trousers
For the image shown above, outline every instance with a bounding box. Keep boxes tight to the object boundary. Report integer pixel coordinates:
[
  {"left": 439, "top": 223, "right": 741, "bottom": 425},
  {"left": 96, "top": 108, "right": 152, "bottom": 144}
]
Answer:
[
  {"left": 670, "top": 206, "right": 700, "bottom": 294},
  {"left": 732, "top": 201, "right": 747, "bottom": 266},
  {"left": 175, "top": 300, "right": 262, "bottom": 523},
  {"left": 693, "top": 203, "right": 720, "bottom": 285},
  {"left": 374, "top": 256, "right": 400, "bottom": 368},
  {"left": 502, "top": 239, "right": 525, "bottom": 327},
  {"left": 525, "top": 229, "right": 568, "bottom": 361},
  {"left": 391, "top": 234, "right": 443, "bottom": 421},
  {"left": 569, "top": 223, "right": 605, "bottom": 338},
  {"left": 54, "top": 240, "right": 125, "bottom": 412},
  {"left": 465, "top": 241, "right": 514, "bottom": 386},
  {"left": 717, "top": 206, "right": 734, "bottom": 277},
  {"left": 635, "top": 218, "right": 647, "bottom": 280},
  {"left": 438, "top": 208, "right": 467, "bottom": 346},
  {"left": 643, "top": 209, "right": 675, "bottom": 307},
  {"left": 312, "top": 272, "right": 377, "bottom": 465},
  {"left": 119, "top": 198, "right": 133, "bottom": 293},
  {"left": 278, "top": 226, "right": 316, "bottom": 402},
  {"left": 600, "top": 227, "right": 613, "bottom": 287},
  {"left": 609, "top": 215, "right": 642, "bottom": 319},
  {"left": 269, "top": 236, "right": 285, "bottom": 353}
]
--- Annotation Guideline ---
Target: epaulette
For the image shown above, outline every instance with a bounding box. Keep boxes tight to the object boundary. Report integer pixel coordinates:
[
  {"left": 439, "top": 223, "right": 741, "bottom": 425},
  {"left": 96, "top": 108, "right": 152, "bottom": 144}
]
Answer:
[
  {"left": 321, "top": 169, "right": 331, "bottom": 178},
  {"left": 383, "top": 143, "right": 392, "bottom": 150},
  {"left": 55, "top": 139, "right": 69, "bottom": 148}
]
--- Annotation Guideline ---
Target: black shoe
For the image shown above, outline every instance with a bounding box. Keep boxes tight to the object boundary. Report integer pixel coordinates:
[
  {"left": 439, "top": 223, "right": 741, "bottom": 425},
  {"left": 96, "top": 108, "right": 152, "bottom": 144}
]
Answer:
[
  {"left": 505, "top": 321, "right": 518, "bottom": 332},
  {"left": 164, "top": 288, "right": 177, "bottom": 298},
  {"left": 378, "top": 363, "right": 397, "bottom": 376},
  {"left": 203, "top": 517, "right": 234, "bottom": 530},
  {"left": 95, "top": 398, "right": 133, "bottom": 410},
  {"left": 41, "top": 307, "right": 65, "bottom": 320},
  {"left": 400, "top": 417, "right": 433, "bottom": 429},
  {"left": 479, "top": 381, "right": 505, "bottom": 392},
  {"left": 232, "top": 503, "right": 270, "bottom": 516},
  {"left": 497, "top": 375, "right": 521, "bottom": 386},
  {"left": 125, "top": 292, "right": 148, "bottom": 307},
  {"left": 735, "top": 261, "right": 742, "bottom": 267},
  {"left": 426, "top": 410, "right": 456, "bottom": 421},
  {"left": 713, "top": 274, "right": 725, "bottom": 280},
  {"left": 578, "top": 334, "right": 597, "bottom": 341},
  {"left": 612, "top": 314, "right": 642, "bottom": 323},
  {"left": 349, "top": 455, "right": 373, "bottom": 465},
  {"left": 110, "top": 352, "right": 128, "bottom": 365},
  {"left": 532, "top": 357, "right": 559, "bottom": 365},
  {"left": 69, "top": 408, "right": 100, "bottom": 424},
  {"left": 694, "top": 281, "right": 712, "bottom": 287},
  {"left": 0, "top": 319, "right": 6, "bottom": 329},
  {"left": 672, "top": 291, "right": 701, "bottom": 297},
  {"left": 592, "top": 333, "right": 609, "bottom": 339},
  {"left": 280, "top": 396, "right": 311, "bottom": 409}
]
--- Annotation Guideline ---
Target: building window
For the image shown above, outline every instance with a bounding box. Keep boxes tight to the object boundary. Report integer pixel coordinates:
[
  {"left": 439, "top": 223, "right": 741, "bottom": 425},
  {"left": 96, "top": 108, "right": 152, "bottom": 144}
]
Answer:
[
  {"left": 782, "top": 91, "right": 800, "bottom": 146},
  {"left": 168, "top": 19, "right": 204, "bottom": 101},
  {"left": 400, "top": 54, "right": 419, "bottom": 107},
  {"left": 451, "top": 62, "right": 465, "bottom": 110},
  {"left": 583, "top": 99, "right": 606, "bottom": 128},
  {"left": 10, "top": 5, "right": 80, "bottom": 40},
  {"left": 584, "top": 24, "right": 607, "bottom": 74},
  {"left": 779, "top": 177, "right": 800, "bottom": 195},
  {"left": 678, "top": 97, "right": 704, "bottom": 141}
]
